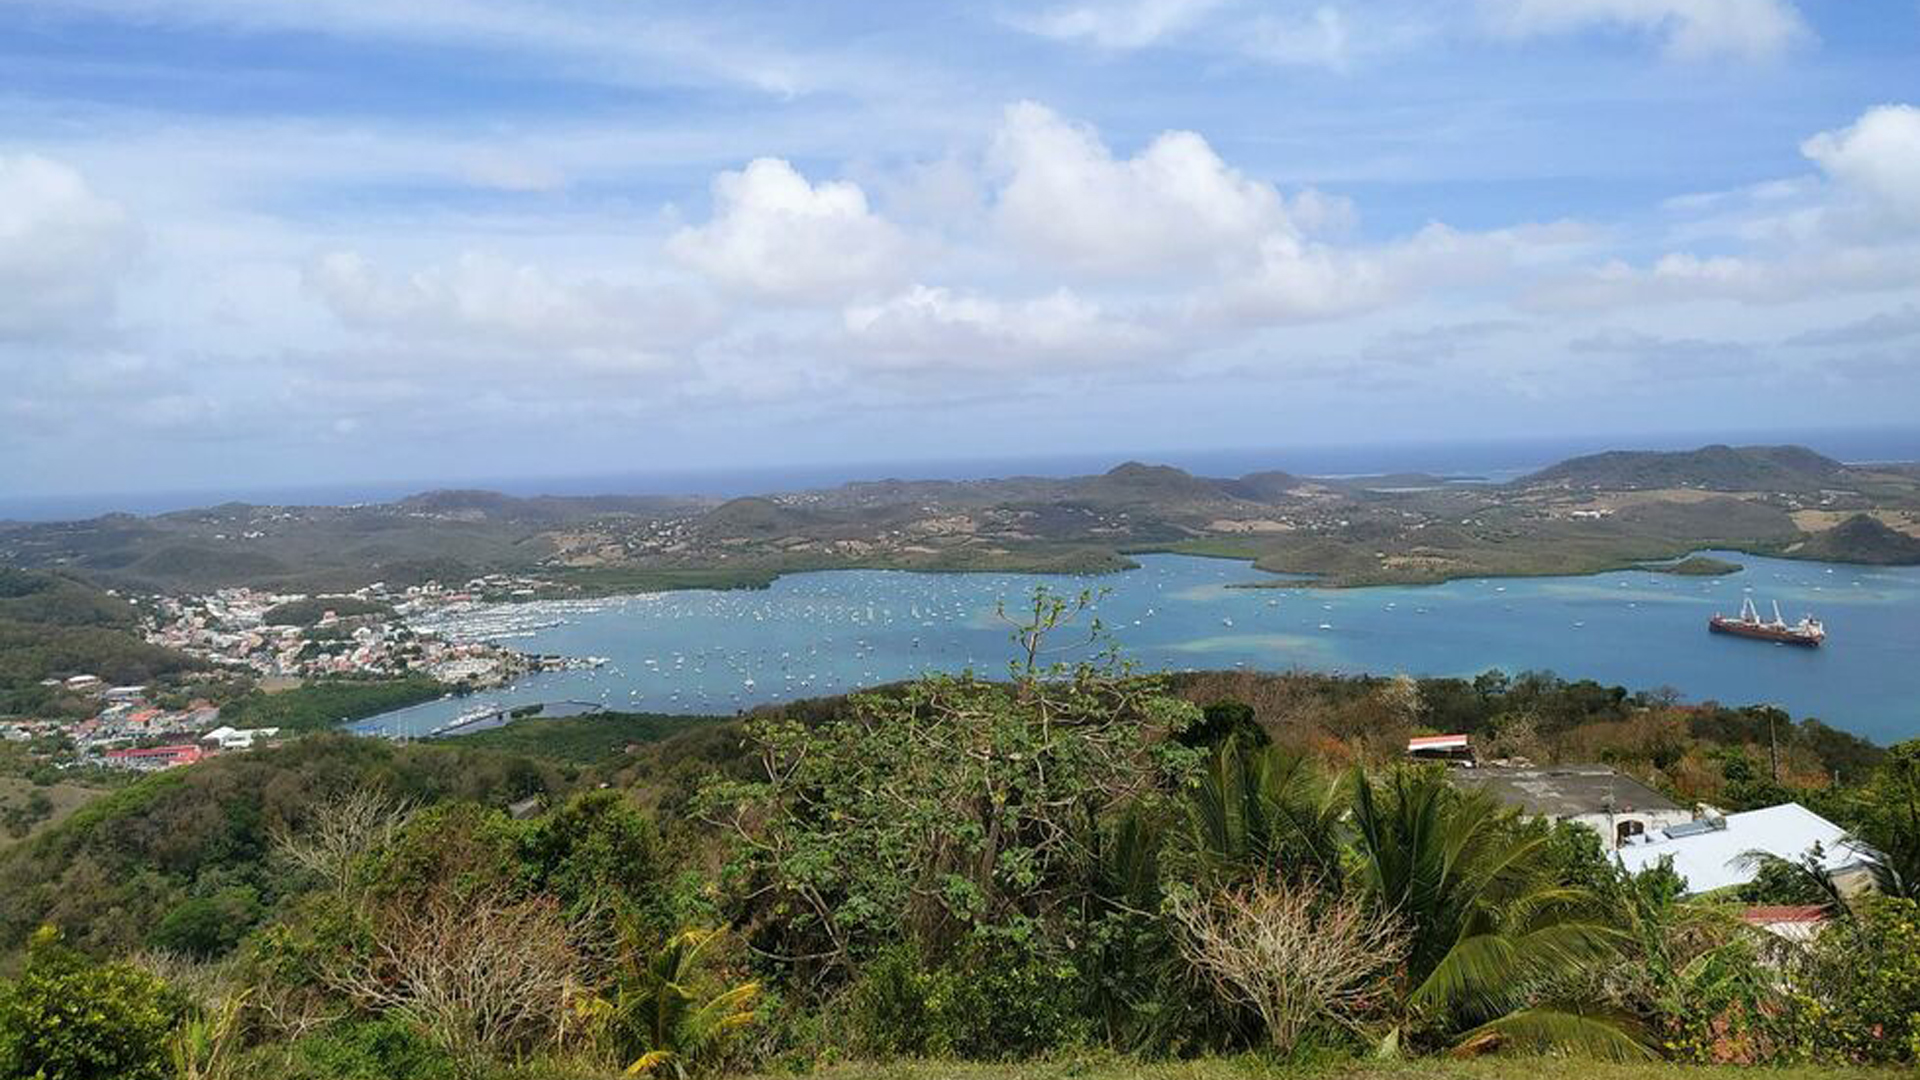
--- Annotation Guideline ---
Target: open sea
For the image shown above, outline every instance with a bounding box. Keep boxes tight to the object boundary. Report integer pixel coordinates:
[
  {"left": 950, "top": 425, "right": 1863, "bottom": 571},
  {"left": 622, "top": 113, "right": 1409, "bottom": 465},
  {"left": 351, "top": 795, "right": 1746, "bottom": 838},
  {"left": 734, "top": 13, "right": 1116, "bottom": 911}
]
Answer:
[{"left": 354, "top": 551, "right": 1920, "bottom": 746}]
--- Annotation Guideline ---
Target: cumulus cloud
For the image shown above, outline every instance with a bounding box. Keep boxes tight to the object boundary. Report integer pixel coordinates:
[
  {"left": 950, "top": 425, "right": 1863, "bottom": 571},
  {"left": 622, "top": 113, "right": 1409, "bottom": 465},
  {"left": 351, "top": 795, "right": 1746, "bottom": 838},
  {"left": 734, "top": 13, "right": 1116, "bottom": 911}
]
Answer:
[
  {"left": 307, "top": 250, "right": 715, "bottom": 368},
  {"left": 668, "top": 158, "right": 907, "bottom": 303},
  {"left": 1480, "top": 0, "right": 1807, "bottom": 59},
  {"left": 842, "top": 284, "right": 1163, "bottom": 372},
  {"left": 1529, "top": 103, "right": 1920, "bottom": 310},
  {"left": 990, "top": 101, "right": 1321, "bottom": 277},
  {"left": 1802, "top": 104, "right": 1920, "bottom": 228},
  {"left": 0, "top": 154, "right": 137, "bottom": 340}
]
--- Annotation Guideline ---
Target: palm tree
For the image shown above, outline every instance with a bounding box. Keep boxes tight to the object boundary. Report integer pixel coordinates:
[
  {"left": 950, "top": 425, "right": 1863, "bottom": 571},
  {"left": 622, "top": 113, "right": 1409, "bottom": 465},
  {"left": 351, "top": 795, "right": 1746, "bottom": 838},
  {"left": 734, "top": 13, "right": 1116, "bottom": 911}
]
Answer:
[
  {"left": 615, "top": 928, "right": 760, "bottom": 1078},
  {"left": 1184, "top": 739, "right": 1344, "bottom": 889},
  {"left": 1346, "top": 766, "right": 1647, "bottom": 1058}
]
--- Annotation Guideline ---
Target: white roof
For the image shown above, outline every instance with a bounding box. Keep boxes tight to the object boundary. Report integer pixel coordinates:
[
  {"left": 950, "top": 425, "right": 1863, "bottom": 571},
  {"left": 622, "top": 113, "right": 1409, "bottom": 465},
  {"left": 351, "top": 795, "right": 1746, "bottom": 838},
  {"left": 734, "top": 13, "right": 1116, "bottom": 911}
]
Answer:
[{"left": 1615, "top": 802, "right": 1869, "bottom": 895}]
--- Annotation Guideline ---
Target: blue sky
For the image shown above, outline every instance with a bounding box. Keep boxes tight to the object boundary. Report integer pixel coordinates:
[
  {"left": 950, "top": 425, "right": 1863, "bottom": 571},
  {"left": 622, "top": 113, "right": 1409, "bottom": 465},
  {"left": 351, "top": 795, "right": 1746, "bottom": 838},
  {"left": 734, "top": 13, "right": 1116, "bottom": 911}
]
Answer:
[{"left": 2, "top": 0, "right": 1919, "bottom": 498}]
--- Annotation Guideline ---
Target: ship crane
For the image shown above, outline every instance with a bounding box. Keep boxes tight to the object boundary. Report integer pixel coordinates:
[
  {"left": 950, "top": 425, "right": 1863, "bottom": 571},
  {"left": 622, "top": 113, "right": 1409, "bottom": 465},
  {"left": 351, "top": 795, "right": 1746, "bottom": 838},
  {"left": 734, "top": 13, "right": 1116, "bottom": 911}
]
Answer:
[{"left": 1709, "top": 596, "right": 1825, "bottom": 647}]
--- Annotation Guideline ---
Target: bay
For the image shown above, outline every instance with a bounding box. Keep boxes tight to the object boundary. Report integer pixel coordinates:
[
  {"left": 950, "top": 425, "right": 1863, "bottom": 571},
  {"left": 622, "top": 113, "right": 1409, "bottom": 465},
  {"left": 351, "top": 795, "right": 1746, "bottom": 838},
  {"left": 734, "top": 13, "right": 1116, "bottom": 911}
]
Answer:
[{"left": 352, "top": 552, "right": 1920, "bottom": 744}]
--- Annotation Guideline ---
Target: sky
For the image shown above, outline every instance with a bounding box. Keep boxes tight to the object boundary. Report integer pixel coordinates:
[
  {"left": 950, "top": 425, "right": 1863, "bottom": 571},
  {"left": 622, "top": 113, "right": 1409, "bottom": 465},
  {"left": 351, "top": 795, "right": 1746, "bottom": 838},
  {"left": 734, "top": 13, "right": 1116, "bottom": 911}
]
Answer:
[{"left": 2, "top": 0, "right": 1920, "bottom": 500}]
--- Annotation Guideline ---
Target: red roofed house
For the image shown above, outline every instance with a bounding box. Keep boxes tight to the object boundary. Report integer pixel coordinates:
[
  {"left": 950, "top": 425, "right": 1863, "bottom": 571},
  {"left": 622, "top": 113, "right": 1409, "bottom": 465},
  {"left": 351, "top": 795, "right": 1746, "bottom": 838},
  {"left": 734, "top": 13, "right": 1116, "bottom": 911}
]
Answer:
[
  {"left": 104, "top": 744, "right": 205, "bottom": 771},
  {"left": 1740, "top": 905, "right": 1829, "bottom": 943},
  {"left": 1408, "top": 734, "right": 1474, "bottom": 764}
]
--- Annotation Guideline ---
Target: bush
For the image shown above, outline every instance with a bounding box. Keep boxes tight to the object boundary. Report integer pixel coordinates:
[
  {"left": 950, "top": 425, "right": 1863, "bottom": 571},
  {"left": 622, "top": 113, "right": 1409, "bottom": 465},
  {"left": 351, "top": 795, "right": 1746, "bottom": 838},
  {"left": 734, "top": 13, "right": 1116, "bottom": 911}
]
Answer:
[
  {"left": 284, "top": 1016, "right": 457, "bottom": 1080},
  {"left": 0, "top": 926, "right": 183, "bottom": 1080},
  {"left": 842, "top": 935, "right": 1083, "bottom": 1060},
  {"left": 1795, "top": 896, "right": 1920, "bottom": 1063}
]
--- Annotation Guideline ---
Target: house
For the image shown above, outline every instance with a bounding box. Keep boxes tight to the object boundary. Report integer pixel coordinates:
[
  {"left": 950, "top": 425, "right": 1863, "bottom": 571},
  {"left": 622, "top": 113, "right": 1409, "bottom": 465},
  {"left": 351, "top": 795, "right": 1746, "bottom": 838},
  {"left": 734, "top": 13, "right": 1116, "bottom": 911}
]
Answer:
[
  {"left": 1613, "top": 802, "right": 1875, "bottom": 896},
  {"left": 1740, "top": 905, "right": 1829, "bottom": 943},
  {"left": 64, "top": 674, "right": 103, "bottom": 692},
  {"left": 1451, "top": 764, "right": 1695, "bottom": 850},
  {"left": 103, "top": 744, "right": 206, "bottom": 771},
  {"left": 200, "top": 726, "right": 282, "bottom": 750},
  {"left": 1408, "top": 734, "right": 1474, "bottom": 764}
]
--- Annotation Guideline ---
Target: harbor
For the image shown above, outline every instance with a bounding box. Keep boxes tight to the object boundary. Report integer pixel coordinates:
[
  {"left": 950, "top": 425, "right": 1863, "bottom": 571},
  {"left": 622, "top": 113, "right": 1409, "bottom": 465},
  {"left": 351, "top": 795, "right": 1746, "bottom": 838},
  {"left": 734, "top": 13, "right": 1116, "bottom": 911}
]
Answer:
[{"left": 351, "top": 551, "right": 1920, "bottom": 744}]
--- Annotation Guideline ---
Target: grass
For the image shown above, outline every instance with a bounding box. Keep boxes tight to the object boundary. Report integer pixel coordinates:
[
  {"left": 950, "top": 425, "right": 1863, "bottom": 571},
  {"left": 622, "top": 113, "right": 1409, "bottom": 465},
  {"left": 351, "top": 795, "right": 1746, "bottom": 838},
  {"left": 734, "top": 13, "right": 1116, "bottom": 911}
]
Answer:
[{"left": 726, "top": 1059, "right": 1896, "bottom": 1080}]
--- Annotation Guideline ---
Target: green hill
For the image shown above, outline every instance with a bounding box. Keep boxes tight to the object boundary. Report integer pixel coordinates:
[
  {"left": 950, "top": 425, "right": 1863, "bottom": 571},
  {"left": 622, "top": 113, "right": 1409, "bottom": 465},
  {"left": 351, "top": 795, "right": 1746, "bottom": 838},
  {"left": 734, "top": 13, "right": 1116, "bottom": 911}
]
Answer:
[
  {"left": 1522, "top": 444, "right": 1850, "bottom": 491},
  {"left": 1794, "top": 514, "right": 1920, "bottom": 564}
]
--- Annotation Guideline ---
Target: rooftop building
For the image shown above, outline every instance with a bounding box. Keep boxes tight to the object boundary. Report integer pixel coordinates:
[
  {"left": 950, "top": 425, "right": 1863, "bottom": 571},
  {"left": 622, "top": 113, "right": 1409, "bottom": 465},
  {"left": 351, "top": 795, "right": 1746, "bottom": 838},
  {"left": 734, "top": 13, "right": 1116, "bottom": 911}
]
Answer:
[
  {"left": 1452, "top": 764, "right": 1694, "bottom": 850},
  {"left": 1614, "top": 802, "right": 1873, "bottom": 896}
]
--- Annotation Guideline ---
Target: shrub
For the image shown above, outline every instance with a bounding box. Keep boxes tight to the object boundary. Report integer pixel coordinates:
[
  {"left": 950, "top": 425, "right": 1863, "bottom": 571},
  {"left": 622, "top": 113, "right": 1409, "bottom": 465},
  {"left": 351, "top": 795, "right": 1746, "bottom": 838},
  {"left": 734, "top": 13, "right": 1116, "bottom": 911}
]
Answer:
[
  {"left": 1172, "top": 876, "right": 1404, "bottom": 1054},
  {"left": 285, "top": 1016, "right": 457, "bottom": 1080},
  {"left": 939, "top": 933, "right": 1085, "bottom": 1059},
  {"left": 840, "top": 934, "right": 1083, "bottom": 1060},
  {"left": 1795, "top": 896, "right": 1920, "bottom": 1064},
  {"left": 0, "top": 926, "right": 183, "bottom": 1080}
]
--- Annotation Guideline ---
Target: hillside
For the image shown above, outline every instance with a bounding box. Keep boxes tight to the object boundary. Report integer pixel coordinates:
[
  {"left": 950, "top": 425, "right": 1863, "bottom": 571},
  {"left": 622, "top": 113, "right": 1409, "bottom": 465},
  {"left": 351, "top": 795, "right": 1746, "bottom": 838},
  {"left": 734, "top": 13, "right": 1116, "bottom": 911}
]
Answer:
[
  {"left": 1792, "top": 513, "right": 1920, "bottom": 564},
  {"left": 0, "top": 567, "right": 201, "bottom": 716},
  {"left": 1521, "top": 444, "right": 1851, "bottom": 492}
]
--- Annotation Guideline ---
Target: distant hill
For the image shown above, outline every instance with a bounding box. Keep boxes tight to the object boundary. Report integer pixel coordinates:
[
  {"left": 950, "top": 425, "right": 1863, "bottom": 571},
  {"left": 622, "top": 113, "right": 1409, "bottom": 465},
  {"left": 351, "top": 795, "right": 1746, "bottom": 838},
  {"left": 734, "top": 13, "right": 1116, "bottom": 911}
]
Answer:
[
  {"left": 1077, "top": 462, "right": 1238, "bottom": 506},
  {"left": 1521, "top": 444, "right": 1851, "bottom": 492},
  {"left": 1794, "top": 514, "right": 1920, "bottom": 565}
]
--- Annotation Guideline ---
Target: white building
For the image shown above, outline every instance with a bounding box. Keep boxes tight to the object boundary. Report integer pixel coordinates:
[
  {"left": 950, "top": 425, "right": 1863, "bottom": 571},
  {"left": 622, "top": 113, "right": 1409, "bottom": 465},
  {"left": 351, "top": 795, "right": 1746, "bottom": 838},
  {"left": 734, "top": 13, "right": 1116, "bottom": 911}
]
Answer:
[
  {"left": 200, "top": 725, "right": 282, "bottom": 750},
  {"left": 1614, "top": 802, "right": 1875, "bottom": 896}
]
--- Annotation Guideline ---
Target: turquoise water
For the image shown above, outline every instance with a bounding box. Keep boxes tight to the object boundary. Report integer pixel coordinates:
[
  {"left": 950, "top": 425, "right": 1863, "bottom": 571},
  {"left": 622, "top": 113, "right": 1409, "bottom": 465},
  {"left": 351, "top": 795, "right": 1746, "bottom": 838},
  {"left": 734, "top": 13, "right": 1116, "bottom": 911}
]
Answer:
[{"left": 352, "top": 552, "right": 1920, "bottom": 744}]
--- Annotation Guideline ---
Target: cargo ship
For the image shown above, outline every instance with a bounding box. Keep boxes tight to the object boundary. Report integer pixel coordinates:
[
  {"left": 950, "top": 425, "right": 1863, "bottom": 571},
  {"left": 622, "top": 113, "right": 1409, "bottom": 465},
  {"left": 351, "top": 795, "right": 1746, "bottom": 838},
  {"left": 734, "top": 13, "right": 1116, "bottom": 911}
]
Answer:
[{"left": 1709, "top": 597, "right": 1825, "bottom": 647}]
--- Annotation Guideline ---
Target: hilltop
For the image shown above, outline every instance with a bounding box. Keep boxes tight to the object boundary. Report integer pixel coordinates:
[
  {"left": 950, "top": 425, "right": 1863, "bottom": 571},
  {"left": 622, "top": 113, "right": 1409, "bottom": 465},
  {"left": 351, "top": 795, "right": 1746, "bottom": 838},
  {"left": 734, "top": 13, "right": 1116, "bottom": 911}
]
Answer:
[{"left": 1, "top": 443, "right": 1916, "bottom": 595}]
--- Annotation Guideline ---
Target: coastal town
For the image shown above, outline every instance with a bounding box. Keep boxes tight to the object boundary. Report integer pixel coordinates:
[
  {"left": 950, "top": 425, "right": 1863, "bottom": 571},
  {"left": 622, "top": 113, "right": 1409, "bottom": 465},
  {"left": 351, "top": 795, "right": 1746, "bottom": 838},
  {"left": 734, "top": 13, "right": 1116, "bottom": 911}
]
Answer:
[{"left": 0, "top": 574, "right": 595, "bottom": 771}]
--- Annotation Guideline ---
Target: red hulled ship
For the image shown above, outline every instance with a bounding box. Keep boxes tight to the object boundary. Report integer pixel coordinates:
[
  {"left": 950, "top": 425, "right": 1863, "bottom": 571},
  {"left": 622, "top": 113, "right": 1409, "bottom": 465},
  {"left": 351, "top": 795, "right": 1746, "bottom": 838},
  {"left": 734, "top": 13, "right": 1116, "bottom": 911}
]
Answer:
[{"left": 1709, "top": 597, "right": 1825, "bottom": 647}]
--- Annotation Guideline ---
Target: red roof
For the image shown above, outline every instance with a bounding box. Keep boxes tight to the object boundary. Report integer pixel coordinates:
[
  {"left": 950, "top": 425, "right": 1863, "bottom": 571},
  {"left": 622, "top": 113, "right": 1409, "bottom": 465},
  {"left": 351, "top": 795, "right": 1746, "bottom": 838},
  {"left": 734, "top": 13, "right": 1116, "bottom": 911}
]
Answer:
[
  {"left": 105, "top": 744, "right": 205, "bottom": 764},
  {"left": 1408, "top": 734, "right": 1471, "bottom": 750},
  {"left": 1740, "top": 905, "right": 1829, "bottom": 924}
]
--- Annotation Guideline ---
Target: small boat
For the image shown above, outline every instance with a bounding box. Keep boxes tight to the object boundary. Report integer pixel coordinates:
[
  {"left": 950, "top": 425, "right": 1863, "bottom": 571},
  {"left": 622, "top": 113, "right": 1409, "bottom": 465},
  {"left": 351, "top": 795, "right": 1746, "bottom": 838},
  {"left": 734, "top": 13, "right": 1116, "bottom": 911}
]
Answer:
[{"left": 1709, "top": 597, "right": 1824, "bottom": 647}]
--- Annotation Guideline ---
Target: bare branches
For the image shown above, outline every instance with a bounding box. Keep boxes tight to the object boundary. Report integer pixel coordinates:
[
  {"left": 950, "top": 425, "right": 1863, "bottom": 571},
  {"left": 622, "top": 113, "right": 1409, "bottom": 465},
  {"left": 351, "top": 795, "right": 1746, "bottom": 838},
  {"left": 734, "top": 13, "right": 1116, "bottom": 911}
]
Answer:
[
  {"left": 271, "top": 788, "right": 415, "bottom": 892},
  {"left": 1173, "top": 877, "right": 1406, "bottom": 1052},
  {"left": 320, "top": 887, "right": 585, "bottom": 1061}
]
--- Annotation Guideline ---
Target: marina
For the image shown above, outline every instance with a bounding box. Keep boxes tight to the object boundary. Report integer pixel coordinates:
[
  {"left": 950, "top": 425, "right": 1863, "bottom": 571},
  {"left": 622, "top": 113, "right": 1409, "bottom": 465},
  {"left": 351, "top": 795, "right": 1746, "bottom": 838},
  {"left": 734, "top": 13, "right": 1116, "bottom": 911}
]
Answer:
[{"left": 352, "top": 552, "right": 1920, "bottom": 745}]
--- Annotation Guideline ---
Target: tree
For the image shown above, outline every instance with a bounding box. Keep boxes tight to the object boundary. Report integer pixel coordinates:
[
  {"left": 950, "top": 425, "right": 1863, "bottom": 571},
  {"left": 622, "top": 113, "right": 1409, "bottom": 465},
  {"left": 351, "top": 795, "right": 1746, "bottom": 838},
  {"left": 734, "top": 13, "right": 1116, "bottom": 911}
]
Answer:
[
  {"left": 0, "top": 926, "right": 183, "bottom": 1080},
  {"left": 1346, "top": 766, "right": 1645, "bottom": 1058},
  {"left": 700, "top": 587, "right": 1201, "bottom": 981},
  {"left": 1182, "top": 740, "right": 1343, "bottom": 889}
]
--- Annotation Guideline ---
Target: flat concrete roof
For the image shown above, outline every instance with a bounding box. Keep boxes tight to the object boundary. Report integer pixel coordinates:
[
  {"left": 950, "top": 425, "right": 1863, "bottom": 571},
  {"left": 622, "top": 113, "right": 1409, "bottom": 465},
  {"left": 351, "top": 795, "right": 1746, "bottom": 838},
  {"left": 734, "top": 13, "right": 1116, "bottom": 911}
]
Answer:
[{"left": 1452, "top": 764, "right": 1685, "bottom": 818}]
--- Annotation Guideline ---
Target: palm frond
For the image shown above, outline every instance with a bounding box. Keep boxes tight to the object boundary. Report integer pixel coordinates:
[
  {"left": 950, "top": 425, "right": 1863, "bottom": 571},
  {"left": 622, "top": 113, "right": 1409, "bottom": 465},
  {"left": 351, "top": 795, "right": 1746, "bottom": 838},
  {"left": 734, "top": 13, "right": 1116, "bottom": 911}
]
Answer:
[{"left": 1453, "top": 1006, "right": 1653, "bottom": 1061}]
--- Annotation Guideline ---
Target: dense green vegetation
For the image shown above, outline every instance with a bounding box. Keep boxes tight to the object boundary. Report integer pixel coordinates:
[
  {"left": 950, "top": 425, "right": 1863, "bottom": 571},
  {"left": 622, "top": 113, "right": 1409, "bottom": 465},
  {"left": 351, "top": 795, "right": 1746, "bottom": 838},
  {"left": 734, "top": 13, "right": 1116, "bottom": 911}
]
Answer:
[
  {"left": 0, "top": 734, "right": 565, "bottom": 962},
  {"left": 0, "top": 594, "right": 1915, "bottom": 1079},
  {"left": 459, "top": 711, "right": 712, "bottom": 765},
  {"left": 215, "top": 676, "right": 447, "bottom": 734}
]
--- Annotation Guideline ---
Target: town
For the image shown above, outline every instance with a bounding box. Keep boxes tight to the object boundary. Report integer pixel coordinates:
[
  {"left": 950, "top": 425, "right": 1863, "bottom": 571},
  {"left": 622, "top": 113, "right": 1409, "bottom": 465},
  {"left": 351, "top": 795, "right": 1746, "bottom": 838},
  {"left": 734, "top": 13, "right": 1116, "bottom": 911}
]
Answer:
[{"left": 0, "top": 574, "right": 595, "bottom": 771}]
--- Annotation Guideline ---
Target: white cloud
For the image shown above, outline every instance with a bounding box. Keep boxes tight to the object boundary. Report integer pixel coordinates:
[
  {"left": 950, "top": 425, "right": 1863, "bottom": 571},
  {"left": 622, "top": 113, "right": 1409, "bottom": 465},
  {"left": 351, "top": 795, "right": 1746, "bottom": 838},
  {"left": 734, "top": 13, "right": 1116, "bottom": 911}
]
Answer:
[
  {"left": 842, "top": 284, "right": 1162, "bottom": 372},
  {"left": 1802, "top": 104, "right": 1920, "bottom": 228},
  {"left": 1015, "top": 0, "right": 1230, "bottom": 49},
  {"left": 1530, "top": 103, "right": 1920, "bottom": 310},
  {"left": 307, "top": 250, "right": 714, "bottom": 368},
  {"left": 1481, "top": 0, "right": 1807, "bottom": 59},
  {"left": 990, "top": 101, "right": 1304, "bottom": 276},
  {"left": 0, "top": 154, "right": 137, "bottom": 340},
  {"left": 668, "top": 158, "right": 908, "bottom": 303}
]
